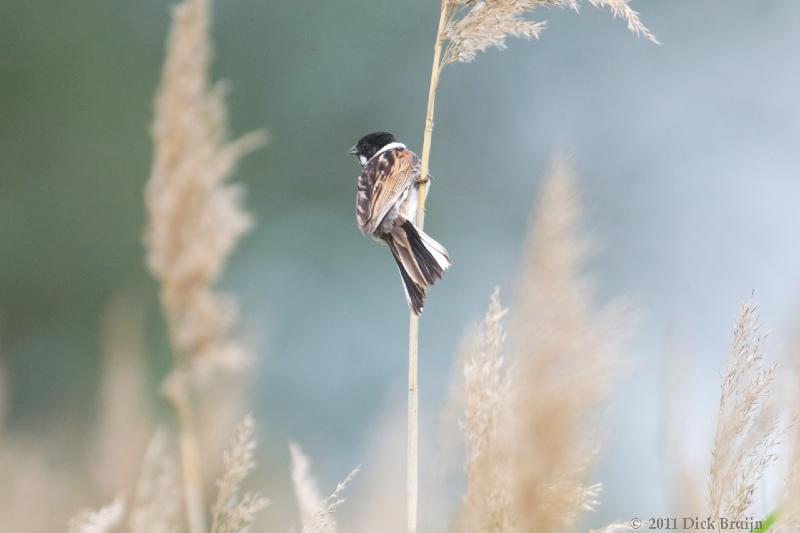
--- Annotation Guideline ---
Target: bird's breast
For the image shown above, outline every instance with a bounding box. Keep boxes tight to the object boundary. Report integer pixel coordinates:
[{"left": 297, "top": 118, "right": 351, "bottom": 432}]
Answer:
[
  {"left": 399, "top": 184, "right": 419, "bottom": 222},
  {"left": 375, "top": 183, "right": 419, "bottom": 236}
]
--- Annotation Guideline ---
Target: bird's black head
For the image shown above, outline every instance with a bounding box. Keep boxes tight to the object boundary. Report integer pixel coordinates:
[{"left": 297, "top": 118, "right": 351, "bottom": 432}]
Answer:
[{"left": 347, "top": 131, "right": 397, "bottom": 166}]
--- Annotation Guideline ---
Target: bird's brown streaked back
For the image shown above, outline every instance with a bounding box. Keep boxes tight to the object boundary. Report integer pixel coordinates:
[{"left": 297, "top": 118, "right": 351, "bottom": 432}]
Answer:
[{"left": 356, "top": 148, "right": 420, "bottom": 235}]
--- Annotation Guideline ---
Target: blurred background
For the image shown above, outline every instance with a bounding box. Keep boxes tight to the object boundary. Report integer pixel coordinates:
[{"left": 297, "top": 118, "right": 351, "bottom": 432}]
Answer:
[{"left": 1, "top": 0, "right": 799, "bottom": 530}]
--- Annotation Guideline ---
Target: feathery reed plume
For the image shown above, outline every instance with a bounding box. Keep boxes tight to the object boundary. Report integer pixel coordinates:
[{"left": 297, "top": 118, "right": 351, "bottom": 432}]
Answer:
[
  {"left": 506, "top": 159, "right": 623, "bottom": 532},
  {"left": 145, "top": 0, "right": 266, "bottom": 529},
  {"left": 442, "top": 0, "right": 656, "bottom": 64},
  {"left": 67, "top": 497, "right": 125, "bottom": 533},
  {"left": 92, "top": 293, "right": 152, "bottom": 494},
  {"left": 210, "top": 415, "right": 268, "bottom": 533},
  {"left": 708, "top": 300, "right": 781, "bottom": 527},
  {"left": 457, "top": 287, "right": 513, "bottom": 532},
  {"left": 290, "top": 442, "right": 328, "bottom": 530},
  {"left": 146, "top": 0, "right": 267, "bottom": 385},
  {"left": 289, "top": 441, "right": 361, "bottom": 533},
  {"left": 129, "top": 431, "right": 182, "bottom": 533},
  {"left": 454, "top": 161, "right": 625, "bottom": 532},
  {"left": 407, "top": 5, "right": 653, "bottom": 530}
]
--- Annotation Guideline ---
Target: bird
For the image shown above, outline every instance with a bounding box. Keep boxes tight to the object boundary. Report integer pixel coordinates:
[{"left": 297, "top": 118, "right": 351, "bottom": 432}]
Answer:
[{"left": 348, "top": 131, "right": 451, "bottom": 315}]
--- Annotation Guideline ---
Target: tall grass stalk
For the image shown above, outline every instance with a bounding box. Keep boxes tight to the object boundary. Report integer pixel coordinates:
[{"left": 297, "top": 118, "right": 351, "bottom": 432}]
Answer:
[
  {"left": 407, "top": 4, "right": 451, "bottom": 532},
  {"left": 144, "top": 0, "right": 266, "bottom": 529},
  {"left": 171, "top": 386, "right": 207, "bottom": 533},
  {"left": 410, "top": 2, "right": 653, "bottom": 531}
]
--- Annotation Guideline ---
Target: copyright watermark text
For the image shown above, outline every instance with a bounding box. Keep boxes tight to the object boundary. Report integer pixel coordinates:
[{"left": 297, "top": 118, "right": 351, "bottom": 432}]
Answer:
[{"left": 628, "top": 517, "right": 763, "bottom": 530}]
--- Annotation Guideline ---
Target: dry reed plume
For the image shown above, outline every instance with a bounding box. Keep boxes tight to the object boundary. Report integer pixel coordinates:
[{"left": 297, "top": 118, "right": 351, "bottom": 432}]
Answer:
[
  {"left": 143, "top": 0, "right": 266, "bottom": 529},
  {"left": 290, "top": 442, "right": 329, "bottom": 532},
  {"left": 145, "top": 0, "right": 266, "bottom": 387},
  {"left": 128, "top": 432, "right": 182, "bottom": 533},
  {"left": 66, "top": 415, "right": 267, "bottom": 533},
  {"left": 210, "top": 415, "right": 268, "bottom": 533},
  {"left": 290, "top": 442, "right": 360, "bottom": 533},
  {"left": 457, "top": 288, "right": 512, "bottom": 532},
  {"left": 442, "top": 0, "right": 657, "bottom": 65},
  {"left": 707, "top": 301, "right": 782, "bottom": 527},
  {"left": 507, "top": 161, "right": 626, "bottom": 531},
  {"left": 407, "top": 4, "right": 654, "bottom": 530},
  {"left": 66, "top": 0, "right": 357, "bottom": 529},
  {"left": 68, "top": 497, "right": 126, "bottom": 533},
  {"left": 455, "top": 161, "right": 627, "bottom": 533}
]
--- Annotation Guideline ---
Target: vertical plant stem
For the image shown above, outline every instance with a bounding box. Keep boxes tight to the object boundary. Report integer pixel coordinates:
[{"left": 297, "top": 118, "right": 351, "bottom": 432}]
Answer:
[
  {"left": 416, "top": 0, "right": 447, "bottom": 228},
  {"left": 406, "top": 316, "right": 419, "bottom": 533},
  {"left": 407, "top": 2, "right": 448, "bottom": 532},
  {"left": 163, "top": 322, "right": 207, "bottom": 533},
  {"left": 169, "top": 378, "right": 207, "bottom": 533}
]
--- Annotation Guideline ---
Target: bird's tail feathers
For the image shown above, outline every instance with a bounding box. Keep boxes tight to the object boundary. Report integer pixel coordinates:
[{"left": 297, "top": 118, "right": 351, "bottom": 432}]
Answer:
[
  {"left": 386, "top": 246, "right": 426, "bottom": 315},
  {"left": 385, "top": 219, "right": 451, "bottom": 315}
]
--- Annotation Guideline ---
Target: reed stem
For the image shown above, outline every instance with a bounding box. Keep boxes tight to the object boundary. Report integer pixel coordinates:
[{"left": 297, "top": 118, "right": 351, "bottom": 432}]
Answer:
[
  {"left": 162, "top": 323, "right": 207, "bottom": 533},
  {"left": 407, "top": 2, "right": 449, "bottom": 532},
  {"left": 169, "top": 381, "right": 207, "bottom": 533}
]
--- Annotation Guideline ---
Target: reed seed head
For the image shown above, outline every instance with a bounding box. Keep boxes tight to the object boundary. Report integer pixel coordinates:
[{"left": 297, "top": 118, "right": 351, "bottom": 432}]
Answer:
[{"left": 441, "top": 0, "right": 657, "bottom": 66}]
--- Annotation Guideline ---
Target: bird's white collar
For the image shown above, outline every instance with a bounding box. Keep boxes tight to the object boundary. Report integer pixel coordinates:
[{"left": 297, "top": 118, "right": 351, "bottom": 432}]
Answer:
[
  {"left": 372, "top": 142, "right": 406, "bottom": 159},
  {"left": 360, "top": 142, "right": 406, "bottom": 167}
]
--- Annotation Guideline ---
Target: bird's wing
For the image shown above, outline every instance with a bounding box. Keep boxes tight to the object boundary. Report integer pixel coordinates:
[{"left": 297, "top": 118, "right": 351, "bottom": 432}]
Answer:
[{"left": 356, "top": 148, "right": 420, "bottom": 235}]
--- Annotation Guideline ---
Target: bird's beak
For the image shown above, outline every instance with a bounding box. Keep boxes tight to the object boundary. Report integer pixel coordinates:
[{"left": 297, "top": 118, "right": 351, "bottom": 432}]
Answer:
[{"left": 346, "top": 144, "right": 359, "bottom": 156}]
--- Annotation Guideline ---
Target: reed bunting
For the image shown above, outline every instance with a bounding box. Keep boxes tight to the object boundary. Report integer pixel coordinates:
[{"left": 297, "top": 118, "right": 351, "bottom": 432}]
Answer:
[{"left": 348, "top": 131, "right": 451, "bottom": 314}]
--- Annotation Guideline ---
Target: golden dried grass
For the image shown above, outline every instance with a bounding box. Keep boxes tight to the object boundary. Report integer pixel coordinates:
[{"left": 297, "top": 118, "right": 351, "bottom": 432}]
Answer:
[
  {"left": 457, "top": 288, "right": 512, "bottom": 533},
  {"left": 708, "top": 301, "right": 782, "bottom": 524},
  {"left": 145, "top": 0, "right": 266, "bottom": 388},
  {"left": 442, "top": 0, "right": 656, "bottom": 65},
  {"left": 290, "top": 442, "right": 360, "bottom": 533},
  {"left": 210, "top": 415, "right": 268, "bottom": 533},
  {"left": 454, "top": 161, "right": 627, "bottom": 533},
  {"left": 143, "top": 0, "right": 267, "bottom": 528}
]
